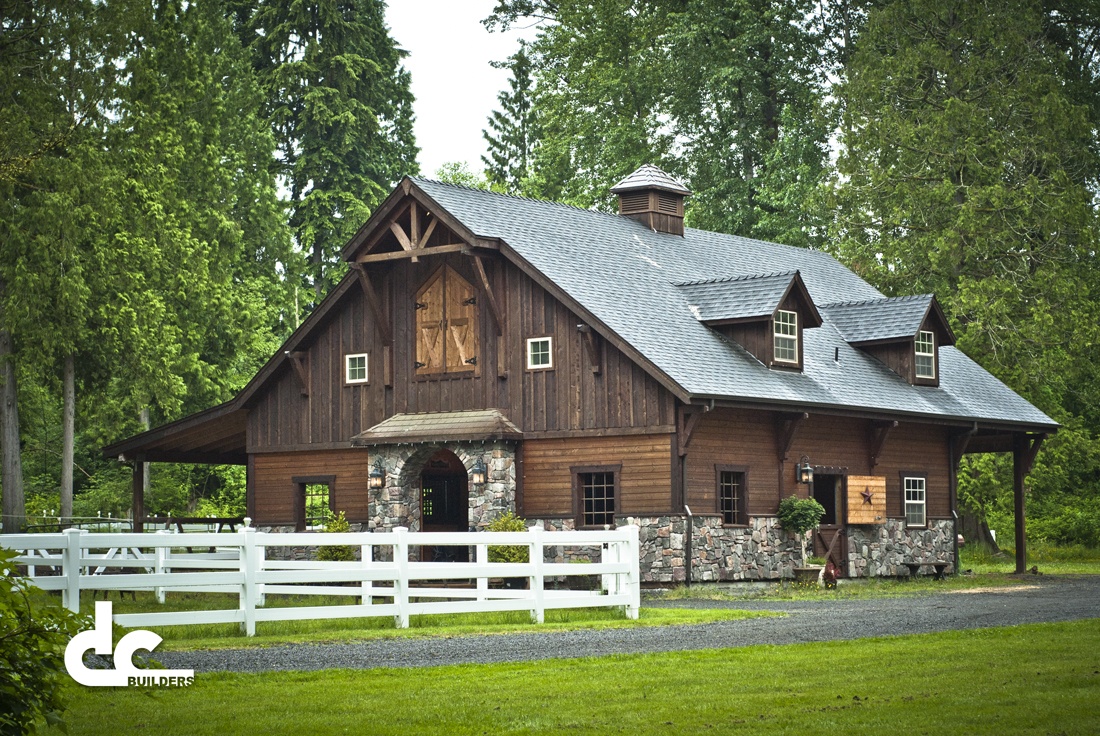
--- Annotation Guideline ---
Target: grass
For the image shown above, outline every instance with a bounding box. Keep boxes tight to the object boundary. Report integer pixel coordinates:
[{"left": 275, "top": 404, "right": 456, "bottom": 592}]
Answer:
[
  {"left": 960, "top": 541, "right": 1100, "bottom": 575},
  {"left": 54, "top": 589, "right": 771, "bottom": 650},
  {"left": 51, "top": 619, "right": 1100, "bottom": 735}
]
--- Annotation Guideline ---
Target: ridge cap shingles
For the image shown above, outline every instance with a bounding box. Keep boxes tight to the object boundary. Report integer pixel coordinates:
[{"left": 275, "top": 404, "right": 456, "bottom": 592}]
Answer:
[
  {"left": 820, "top": 294, "right": 933, "bottom": 309},
  {"left": 673, "top": 270, "right": 798, "bottom": 287}
]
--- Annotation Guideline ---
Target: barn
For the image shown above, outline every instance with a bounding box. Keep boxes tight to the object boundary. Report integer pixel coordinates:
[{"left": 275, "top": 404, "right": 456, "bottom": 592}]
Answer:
[{"left": 104, "top": 165, "right": 1056, "bottom": 582}]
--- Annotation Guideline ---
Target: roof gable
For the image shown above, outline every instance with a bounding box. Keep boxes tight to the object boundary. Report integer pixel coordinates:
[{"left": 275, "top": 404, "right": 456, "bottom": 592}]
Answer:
[{"left": 676, "top": 271, "right": 823, "bottom": 327}]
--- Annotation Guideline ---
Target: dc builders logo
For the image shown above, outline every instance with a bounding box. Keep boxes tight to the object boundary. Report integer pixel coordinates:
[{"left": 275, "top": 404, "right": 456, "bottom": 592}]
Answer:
[{"left": 64, "top": 601, "right": 194, "bottom": 687}]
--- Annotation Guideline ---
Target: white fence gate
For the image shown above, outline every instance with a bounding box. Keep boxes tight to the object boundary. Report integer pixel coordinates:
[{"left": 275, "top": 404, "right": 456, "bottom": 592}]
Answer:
[{"left": 1, "top": 526, "right": 640, "bottom": 636}]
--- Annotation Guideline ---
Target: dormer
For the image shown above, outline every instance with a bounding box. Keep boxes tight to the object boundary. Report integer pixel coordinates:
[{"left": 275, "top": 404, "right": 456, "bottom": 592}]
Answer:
[
  {"left": 677, "top": 271, "right": 823, "bottom": 371},
  {"left": 821, "top": 295, "right": 955, "bottom": 386},
  {"left": 611, "top": 164, "right": 691, "bottom": 236}
]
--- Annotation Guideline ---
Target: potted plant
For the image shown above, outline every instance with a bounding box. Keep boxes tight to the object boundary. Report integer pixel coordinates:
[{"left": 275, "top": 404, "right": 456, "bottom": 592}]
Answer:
[
  {"left": 486, "top": 512, "right": 530, "bottom": 589},
  {"left": 777, "top": 495, "right": 826, "bottom": 583}
]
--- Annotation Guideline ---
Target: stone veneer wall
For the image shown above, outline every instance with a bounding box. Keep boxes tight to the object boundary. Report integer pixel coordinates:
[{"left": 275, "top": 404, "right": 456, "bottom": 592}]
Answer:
[{"left": 846, "top": 519, "right": 955, "bottom": 578}]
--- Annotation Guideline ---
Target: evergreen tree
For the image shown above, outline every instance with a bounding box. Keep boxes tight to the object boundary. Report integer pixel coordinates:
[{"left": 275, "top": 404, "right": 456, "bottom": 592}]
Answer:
[
  {"left": 249, "top": 0, "right": 418, "bottom": 302},
  {"left": 482, "top": 42, "right": 538, "bottom": 194}
]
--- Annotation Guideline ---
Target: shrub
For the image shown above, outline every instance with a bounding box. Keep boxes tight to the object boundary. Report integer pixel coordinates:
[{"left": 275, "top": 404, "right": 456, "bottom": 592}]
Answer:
[
  {"left": 486, "top": 512, "right": 529, "bottom": 564},
  {"left": 0, "top": 548, "right": 89, "bottom": 735},
  {"left": 777, "top": 495, "right": 826, "bottom": 567},
  {"left": 315, "top": 511, "right": 356, "bottom": 562}
]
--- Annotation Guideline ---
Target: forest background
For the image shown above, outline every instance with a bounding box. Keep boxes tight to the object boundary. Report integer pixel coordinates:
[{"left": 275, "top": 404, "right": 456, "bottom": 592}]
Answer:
[{"left": 1, "top": 0, "right": 1097, "bottom": 550}]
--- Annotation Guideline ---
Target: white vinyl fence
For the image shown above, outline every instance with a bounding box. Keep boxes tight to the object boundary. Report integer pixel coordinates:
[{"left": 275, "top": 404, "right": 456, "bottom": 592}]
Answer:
[{"left": 1, "top": 526, "right": 640, "bottom": 636}]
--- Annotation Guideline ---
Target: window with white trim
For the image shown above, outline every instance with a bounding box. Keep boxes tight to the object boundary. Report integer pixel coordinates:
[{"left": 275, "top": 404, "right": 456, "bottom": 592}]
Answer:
[
  {"left": 904, "top": 476, "right": 926, "bottom": 527},
  {"left": 774, "top": 310, "right": 798, "bottom": 363},
  {"left": 915, "top": 330, "right": 935, "bottom": 379},
  {"left": 345, "top": 353, "right": 369, "bottom": 384},
  {"left": 526, "top": 336, "right": 553, "bottom": 369}
]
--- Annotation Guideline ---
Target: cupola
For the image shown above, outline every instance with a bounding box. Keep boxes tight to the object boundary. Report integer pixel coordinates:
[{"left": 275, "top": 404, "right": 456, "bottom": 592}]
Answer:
[{"left": 611, "top": 164, "right": 691, "bottom": 236}]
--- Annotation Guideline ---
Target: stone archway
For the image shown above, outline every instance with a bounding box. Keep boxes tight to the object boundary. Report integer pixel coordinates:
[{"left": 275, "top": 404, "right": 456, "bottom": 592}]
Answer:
[{"left": 366, "top": 440, "right": 517, "bottom": 533}]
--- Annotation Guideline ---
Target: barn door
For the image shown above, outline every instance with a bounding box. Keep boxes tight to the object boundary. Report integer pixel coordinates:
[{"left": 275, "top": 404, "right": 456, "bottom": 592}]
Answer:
[
  {"left": 812, "top": 474, "right": 848, "bottom": 576},
  {"left": 415, "top": 266, "right": 478, "bottom": 375}
]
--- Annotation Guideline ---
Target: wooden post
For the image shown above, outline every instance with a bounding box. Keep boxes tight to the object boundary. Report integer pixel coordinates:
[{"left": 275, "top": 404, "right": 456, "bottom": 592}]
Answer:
[
  {"left": 239, "top": 526, "right": 257, "bottom": 636},
  {"left": 393, "top": 527, "right": 410, "bottom": 629},
  {"left": 132, "top": 457, "right": 145, "bottom": 533},
  {"left": 530, "top": 525, "right": 545, "bottom": 624},
  {"left": 1013, "top": 433, "right": 1027, "bottom": 574}
]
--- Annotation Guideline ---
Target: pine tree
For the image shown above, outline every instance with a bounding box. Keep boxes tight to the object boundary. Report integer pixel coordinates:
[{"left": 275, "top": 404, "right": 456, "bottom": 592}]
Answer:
[
  {"left": 482, "top": 42, "right": 538, "bottom": 194},
  {"left": 249, "top": 0, "right": 419, "bottom": 302}
]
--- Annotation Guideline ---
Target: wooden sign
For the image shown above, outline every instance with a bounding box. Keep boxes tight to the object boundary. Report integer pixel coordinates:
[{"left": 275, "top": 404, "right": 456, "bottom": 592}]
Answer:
[{"left": 847, "top": 475, "right": 887, "bottom": 525}]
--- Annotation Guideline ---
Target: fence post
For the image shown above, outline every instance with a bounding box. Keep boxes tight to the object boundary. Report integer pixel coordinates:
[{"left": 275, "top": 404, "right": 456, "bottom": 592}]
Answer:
[
  {"left": 530, "top": 526, "right": 545, "bottom": 624},
  {"left": 154, "top": 529, "right": 173, "bottom": 604},
  {"left": 62, "top": 528, "right": 82, "bottom": 613},
  {"left": 476, "top": 543, "right": 488, "bottom": 602},
  {"left": 360, "top": 540, "right": 373, "bottom": 606},
  {"left": 393, "top": 527, "right": 409, "bottom": 629},
  {"left": 624, "top": 525, "right": 640, "bottom": 620},
  {"left": 239, "top": 527, "right": 258, "bottom": 636}
]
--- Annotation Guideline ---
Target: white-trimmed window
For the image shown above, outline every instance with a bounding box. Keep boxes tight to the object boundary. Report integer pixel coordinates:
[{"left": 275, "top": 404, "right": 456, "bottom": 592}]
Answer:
[
  {"left": 904, "top": 476, "right": 926, "bottom": 527},
  {"left": 345, "top": 353, "right": 369, "bottom": 384},
  {"left": 915, "top": 330, "right": 935, "bottom": 379},
  {"left": 526, "top": 337, "right": 553, "bottom": 370},
  {"left": 773, "top": 310, "right": 798, "bottom": 363}
]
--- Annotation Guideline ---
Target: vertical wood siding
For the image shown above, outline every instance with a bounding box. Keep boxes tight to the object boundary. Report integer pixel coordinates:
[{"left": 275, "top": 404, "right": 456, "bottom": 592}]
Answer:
[{"left": 246, "top": 252, "right": 676, "bottom": 451}]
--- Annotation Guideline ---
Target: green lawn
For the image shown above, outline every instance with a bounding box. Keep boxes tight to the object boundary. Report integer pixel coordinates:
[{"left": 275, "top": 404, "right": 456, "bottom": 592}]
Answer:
[
  {"left": 53, "top": 619, "right": 1100, "bottom": 735},
  {"left": 961, "top": 542, "right": 1100, "bottom": 575}
]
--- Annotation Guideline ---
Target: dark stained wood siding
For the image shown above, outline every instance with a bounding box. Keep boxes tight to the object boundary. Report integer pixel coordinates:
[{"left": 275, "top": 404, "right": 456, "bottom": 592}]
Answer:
[
  {"left": 522, "top": 435, "right": 674, "bottom": 517},
  {"left": 684, "top": 408, "right": 952, "bottom": 520},
  {"left": 863, "top": 341, "right": 915, "bottom": 384},
  {"left": 252, "top": 450, "right": 372, "bottom": 525},
  {"left": 246, "top": 250, "right": 676, "bottom": 451}
]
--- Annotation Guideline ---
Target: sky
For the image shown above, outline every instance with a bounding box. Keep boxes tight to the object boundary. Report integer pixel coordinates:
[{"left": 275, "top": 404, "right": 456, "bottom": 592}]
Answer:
[{"left": 385, "top": 1, "right": 535, "bottom": 179}]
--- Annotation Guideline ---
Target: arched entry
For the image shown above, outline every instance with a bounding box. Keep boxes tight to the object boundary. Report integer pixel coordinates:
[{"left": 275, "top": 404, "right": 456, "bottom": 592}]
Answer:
[{"left": 419, "top": 449, "right": 469, "bottom": 561}]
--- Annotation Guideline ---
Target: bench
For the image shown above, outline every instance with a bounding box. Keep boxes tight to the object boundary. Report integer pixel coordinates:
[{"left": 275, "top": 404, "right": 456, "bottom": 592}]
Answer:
[{"left": 901, "top": 561, "right": 951, "bottom": 580}]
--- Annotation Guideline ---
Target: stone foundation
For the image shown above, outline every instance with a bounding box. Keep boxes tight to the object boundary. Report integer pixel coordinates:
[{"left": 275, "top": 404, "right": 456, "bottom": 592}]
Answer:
[{"left": 846, "top": 519, "right": 955, "bottom": 577}]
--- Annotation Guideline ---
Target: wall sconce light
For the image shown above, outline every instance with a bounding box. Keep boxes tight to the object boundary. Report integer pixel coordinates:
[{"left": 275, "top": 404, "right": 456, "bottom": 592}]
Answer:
[
  {"left": 470, "top": 456, "right": 487, "bottom": 487},
  {"left": 797, "top": 456, "right": 814, "bottom": 485},
  {"left": 368, "top": 458, "right": 385, "bottom": 490}
]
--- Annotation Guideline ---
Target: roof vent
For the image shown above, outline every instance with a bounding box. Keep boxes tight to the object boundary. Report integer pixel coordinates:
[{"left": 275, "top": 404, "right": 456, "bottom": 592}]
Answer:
[{"left": 611, "top": 164, "right": 691, "bottom": 236}]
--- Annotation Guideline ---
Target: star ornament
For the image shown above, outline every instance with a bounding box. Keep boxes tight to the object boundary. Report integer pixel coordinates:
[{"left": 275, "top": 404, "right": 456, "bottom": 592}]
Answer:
[{"left": 861, "top": 488, "right": 874, "bottom": 505}]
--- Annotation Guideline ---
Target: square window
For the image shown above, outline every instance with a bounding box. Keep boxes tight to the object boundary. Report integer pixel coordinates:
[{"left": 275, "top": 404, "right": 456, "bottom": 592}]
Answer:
[
  {"left": 904, "top": 476, "right": 926, "bottom": 527},
  {"left": 526, "top": 337, "right": 553, "bottom": 369},
  {"left": 345, "top": 353, "right": 368, "bottom": 384},
  {"left": 579, "top": 471, "right": 616, "bottom": 527},
  {"left": 915, "top": 330, "right": 935, "bottom": 379},
  {"left": 774, "top": 310, "right": 798, "bottom": 363},
  {"left": 718, "top": 469, "right": 747, "bottom": 525}
]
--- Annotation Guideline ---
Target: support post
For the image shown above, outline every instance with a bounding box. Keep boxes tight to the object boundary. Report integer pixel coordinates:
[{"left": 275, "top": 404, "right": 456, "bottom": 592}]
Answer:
[
  {"left": 360, "top": 542, "right": 374, "bottom": 606},
  {"left": 132, "top": 457, "right": 145, "bottom": 533},
  {"left": 393, "top": 527, "right": 409, "bottom": 629},
  {"left": 530, "top": 525, "right": 545, "bottom": 624},
  {"left": 1013, "top": 433, "right": 1028, "bottom": 574},
  {"left": 476, "top": 543, "right": 488, "bottom": 602},
  {"left": 155, "top": 529, "right": 173, "bottom": 604},
  {"left": 625, "top": 525, "right": 640, "bottom": 620},
  {"left": 239, "top": 526, "right": 257, "bottom": 636},
  {"left": 63, "top": 528, "right": 82, "bottom": 612}
]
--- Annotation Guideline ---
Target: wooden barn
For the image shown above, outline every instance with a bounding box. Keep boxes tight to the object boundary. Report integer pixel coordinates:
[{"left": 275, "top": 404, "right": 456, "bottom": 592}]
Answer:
[{"left": 105, "top": 165, "right": 1056, "bottom": 581}]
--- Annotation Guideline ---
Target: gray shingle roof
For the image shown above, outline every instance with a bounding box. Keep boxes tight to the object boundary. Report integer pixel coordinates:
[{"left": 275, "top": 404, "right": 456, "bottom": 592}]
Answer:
[
  {"left": 821, "top": 295, "right": 934, "bottom": 344},
  {"left": 410, "top": 178, "right": 1056, "bottom": 430},
  {"left": 677, "top": 272, "right": 797, "bottom": 323},
  {"left": 610, "top": 164, "right": 692, "bottom": 195}
]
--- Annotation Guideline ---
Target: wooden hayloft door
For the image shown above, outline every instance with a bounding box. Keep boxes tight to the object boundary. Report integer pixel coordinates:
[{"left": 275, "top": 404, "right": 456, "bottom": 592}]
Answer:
[
  {"left": 415, "top": 265, "right": 479, "bottom": 375},
  {"left": 812, "top": 474, "right": 848, "bottom": 576}
]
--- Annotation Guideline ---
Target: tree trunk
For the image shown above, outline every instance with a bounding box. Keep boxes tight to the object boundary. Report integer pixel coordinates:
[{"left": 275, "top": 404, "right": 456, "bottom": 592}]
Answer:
[
  {"left": 61, "top": 352, "right": 75, "bottom": 520},
  {"left": 140, "top": 406, "right": 151, "bottom": 502},
  {"left": 960, "top": 511, "right": 1000, "bottom": 553},
  {"left": 0, "top": 325, "right": 25, "bottom": 533}
]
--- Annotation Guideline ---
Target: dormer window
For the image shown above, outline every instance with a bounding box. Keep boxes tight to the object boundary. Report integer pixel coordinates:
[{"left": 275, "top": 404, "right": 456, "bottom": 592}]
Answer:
[
  {"left": 915, "top": 330, "right": 935, "bottom": 379},
  {"left": 774, "top": 310, "right": 799, "bottom": 364}
]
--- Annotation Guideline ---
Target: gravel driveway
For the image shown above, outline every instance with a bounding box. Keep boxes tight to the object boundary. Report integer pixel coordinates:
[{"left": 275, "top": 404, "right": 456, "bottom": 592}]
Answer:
[{"left": 156, "top": 575, "right": 1100, "bottom": 674}]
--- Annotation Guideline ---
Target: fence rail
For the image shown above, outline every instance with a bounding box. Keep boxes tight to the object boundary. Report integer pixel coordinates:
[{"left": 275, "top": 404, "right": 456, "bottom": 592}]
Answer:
[{"left": 1, "top": 526, "right": 640, "bottom": 635}]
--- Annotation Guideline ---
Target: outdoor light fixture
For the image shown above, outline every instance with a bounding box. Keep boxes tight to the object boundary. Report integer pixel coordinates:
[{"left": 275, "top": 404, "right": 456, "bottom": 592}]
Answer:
[
  {"left": 797, "top": 456, "right": 814, "bottom": 485},
  {"left": 470, "top": 456, "right": 488, "bottom": 487},
  {"left": 368, "top": 458, "right": 385, "bottom": 490}
]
